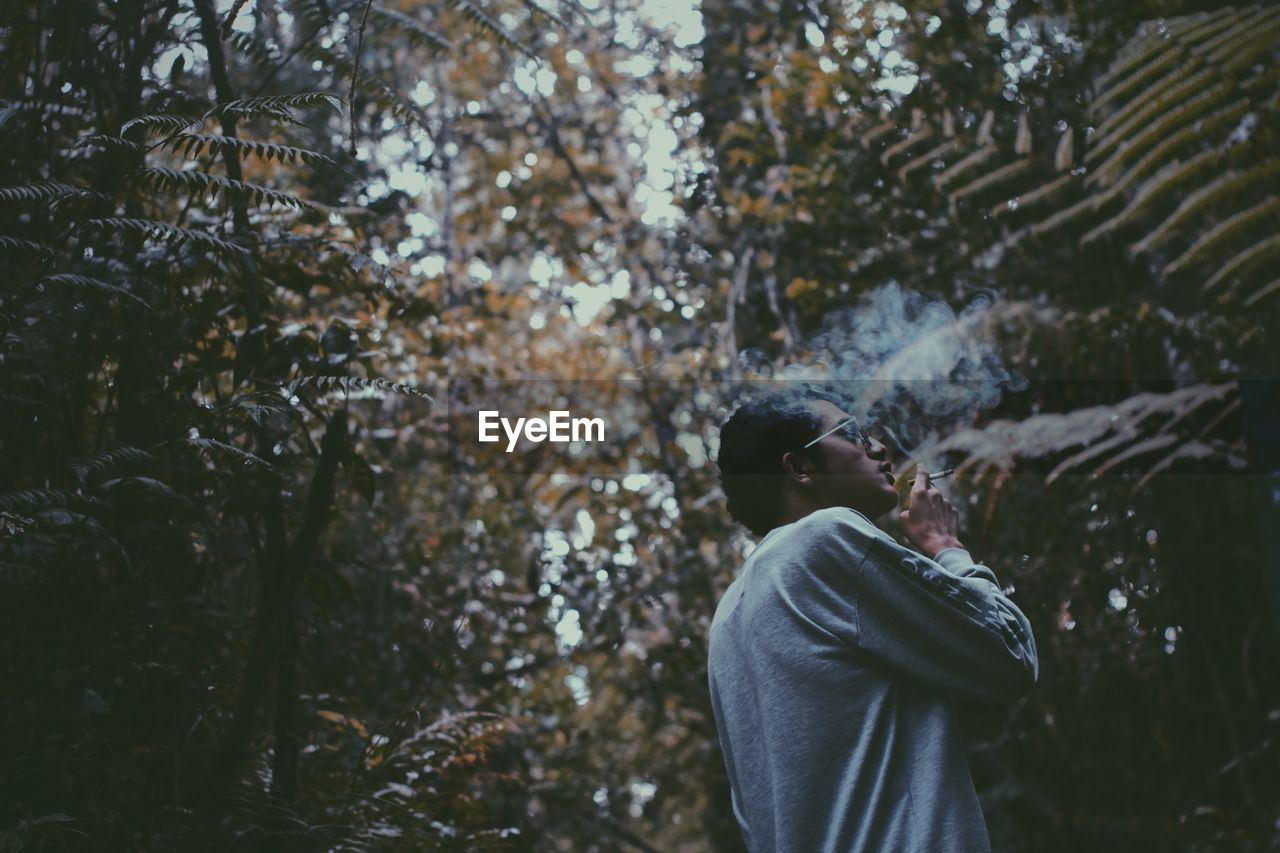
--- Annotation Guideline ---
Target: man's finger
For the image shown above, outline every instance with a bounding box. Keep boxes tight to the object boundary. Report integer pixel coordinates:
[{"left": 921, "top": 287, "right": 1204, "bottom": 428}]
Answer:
[{"left": 914, "top": 467, "right": 928, "bottom": 489}]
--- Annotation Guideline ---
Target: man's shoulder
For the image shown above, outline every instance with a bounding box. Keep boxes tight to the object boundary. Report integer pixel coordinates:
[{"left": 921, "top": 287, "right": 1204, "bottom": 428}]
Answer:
[
  {"left": 788, "top": 505, "right": 882, "bottom": 545},
  {"left": 741, "top": 507, "right": 883, "bottom": 584}
]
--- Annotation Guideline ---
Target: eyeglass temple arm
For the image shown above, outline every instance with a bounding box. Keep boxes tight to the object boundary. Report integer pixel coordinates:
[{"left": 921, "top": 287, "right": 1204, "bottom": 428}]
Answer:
[{"left": 803, "top": 416, "right": 860, "bottom": 449}]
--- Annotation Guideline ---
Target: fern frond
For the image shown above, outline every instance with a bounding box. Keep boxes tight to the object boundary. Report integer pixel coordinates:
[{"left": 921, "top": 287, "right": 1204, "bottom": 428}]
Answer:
[
  {"left": 68, "top": 447, "right": 156, "bottom": 484},
  {"left": 225, "top": 30, "right": 278, "bottom": 67},
  {"left": 1174, "top": 6, "right": 1246, "bottom": 50},
  {"left": 205, "top": 92, "right": 344, "bottom": 122},
  {"left": 0, "top": 182, "right": 97, "bottom": 202},
  {"left": 0, "top": 489, "right": 97, "bottom": 512},
  {"left": 1087, "top": 69, "right": 1219, "bottom": 166},
  {"left": 96, "top": 476, "right": 191, "bottom": 508},
  {"left": 1093, "top": 61, "right": 1198, "bottom": 140},
  {"left": 120, "top": 113, "right": 203, "bottom": 136},
  {"left": 358, "top": 75, "right": 435, "bottom": 135},
  {"left": 880, "top": 127, "right": 932, "bottom": 167},
  {"left": 0, "top": 237, "right": 56, "bottom": 258},
  {"left": 1130, "top": 160, "right": 1280, "bottom": 256},
  {"left": 1163, "top": 195, "right": 1280, "bottom": 277},
  {"left": 1096, "top": 99, "right": 1251, "bottom": 198},
  {"left": 218, "top": 389, "right": 304, "bottom": 428},
  {"left": 1088, "top": 87, "right": 1240, "bottom": 187},
  {"left": 284, "top": 375, "right": 435, "bottom": 403},
  {"left": 932, "top": 144, "right": 995, "bottom": 190},
  {"left": 0, "top": 99, "right": 86, "bottom": 130},
  {"left": 992, "top": 173, "right": 1074, "bottom": 218},
  {"left": 186, "top": 437, "right": 281, "bottom": 475},
  {"left": 163, "top": 133, "right": 336, "bottom": 166},
  {"left": 895, "top": 139, "right": 960, "bottom": 182},
  {"left": 371, "top": 6, "right": 453, "bottom": 52},
  {"left": 1193, "top": 5, "right": 1277, "bottom": 60},
  {"left": 84, "top": 218, "right": 252, "bottom": 259},
  {"left": 860, "top": 119, "right": 897, "bottom": 150},
  {"left": 73, "top": 133, "right": 144, "bottom": 153},
  {"left": 444, "top": 0, "right": 534, "bottom": 57},
  {"left": 947, "top": 159, "right": 1031, "bottom": 210},
  {"left": 1095, "top": 31, "right": 1172, "bottom": 97},
  {"left": 1212, "top": 14, "right": 1280, "bottom": 72},
  {"left": 1202, "top": 234, "right": 1280, "bottom": 293},
  {"left": 129, "top": 168, "right": 313, "bottom": 210},
  {"left": 1242, "top": 277, "right": 1280, "bottom": 307},
  {"left": 38, "top": 274, "right": 151, "bottom": 308},
  {"left": 1079, "top": 148, "right": 1223, "bottom": 246}
]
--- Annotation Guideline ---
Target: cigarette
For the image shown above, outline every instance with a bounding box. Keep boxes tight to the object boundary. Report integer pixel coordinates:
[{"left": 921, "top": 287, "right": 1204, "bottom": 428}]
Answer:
[{"left": 927, "top": 467, "right": 955, "bottom": 481}]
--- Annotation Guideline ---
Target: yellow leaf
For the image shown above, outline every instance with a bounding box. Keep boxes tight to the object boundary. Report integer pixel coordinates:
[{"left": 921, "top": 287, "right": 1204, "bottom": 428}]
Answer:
[{"left": 317, "top": 709, "right": 346, "bottom": 725}]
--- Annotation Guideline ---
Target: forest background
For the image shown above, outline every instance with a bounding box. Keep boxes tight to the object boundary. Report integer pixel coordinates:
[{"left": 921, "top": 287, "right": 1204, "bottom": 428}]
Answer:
[{"left": 2, "top": 0, "right": 1278, "bottom": 850}]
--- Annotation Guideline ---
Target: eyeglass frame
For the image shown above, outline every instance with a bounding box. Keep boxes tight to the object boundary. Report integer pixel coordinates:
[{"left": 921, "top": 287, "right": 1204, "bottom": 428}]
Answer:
[{"left": 803, "top": 415, "right": 874, "bottom": 452}]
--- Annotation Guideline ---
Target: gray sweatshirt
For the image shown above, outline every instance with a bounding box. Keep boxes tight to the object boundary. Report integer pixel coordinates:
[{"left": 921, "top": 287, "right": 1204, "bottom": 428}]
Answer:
[{"left": 707, "top": 506, "right": 1038, "bottom": 852}]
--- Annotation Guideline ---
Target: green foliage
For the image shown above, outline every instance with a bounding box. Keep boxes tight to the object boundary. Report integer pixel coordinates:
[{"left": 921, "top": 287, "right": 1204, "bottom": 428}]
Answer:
[
  {"left": 83, "top": 217, "right": 253, "bottom": 259},
  {"left": 205, "top": 92, "right": 345, "bottom": 122},
  {"left": 163, "top": 133, "right": 336, "bottom": 165},
  {"left": 130, "top": 167, "right": 314, "bottom": 210}
]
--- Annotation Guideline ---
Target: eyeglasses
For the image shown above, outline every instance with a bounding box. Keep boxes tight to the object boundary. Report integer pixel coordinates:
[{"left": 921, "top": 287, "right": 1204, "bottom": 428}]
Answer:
[{"left": 804, "top": 415, "right": 873, "bottom": 452}]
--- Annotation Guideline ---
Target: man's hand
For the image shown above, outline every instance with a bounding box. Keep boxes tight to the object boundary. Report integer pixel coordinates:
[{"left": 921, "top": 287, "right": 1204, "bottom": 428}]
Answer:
[{"left": 899, "top": 468, "right": 966, "bottom": 559}]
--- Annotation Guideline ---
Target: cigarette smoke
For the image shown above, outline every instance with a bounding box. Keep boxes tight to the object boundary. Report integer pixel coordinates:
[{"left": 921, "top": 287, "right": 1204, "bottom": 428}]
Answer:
[{"left": 766, "top": 281, "right": 1028, "bottom": 454}]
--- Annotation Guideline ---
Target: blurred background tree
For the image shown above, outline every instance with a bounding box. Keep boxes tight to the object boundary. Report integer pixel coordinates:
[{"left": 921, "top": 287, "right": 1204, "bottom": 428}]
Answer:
[{"left": 1, "top": 0, "right": 1276, "bottom": 851}]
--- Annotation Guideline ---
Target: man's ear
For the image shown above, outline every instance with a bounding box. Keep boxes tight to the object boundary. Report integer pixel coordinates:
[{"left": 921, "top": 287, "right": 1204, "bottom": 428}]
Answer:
[{"left": 780, "top": 450, "right": 814, "bottom": 485}]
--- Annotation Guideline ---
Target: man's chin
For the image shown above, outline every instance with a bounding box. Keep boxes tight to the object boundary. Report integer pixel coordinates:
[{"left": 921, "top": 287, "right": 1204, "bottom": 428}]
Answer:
[{"left": 873, "top": 487, "right": 900, "bottom": 517}]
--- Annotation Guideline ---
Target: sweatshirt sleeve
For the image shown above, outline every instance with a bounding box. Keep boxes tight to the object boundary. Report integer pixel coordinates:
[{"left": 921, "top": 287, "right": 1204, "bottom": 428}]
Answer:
[{"left": 791, "top": 508, "right": 1039, "bottom": 703}]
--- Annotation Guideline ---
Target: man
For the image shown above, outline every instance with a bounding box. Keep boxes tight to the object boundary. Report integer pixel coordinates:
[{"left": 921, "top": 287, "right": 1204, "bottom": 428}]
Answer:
[{"left": 709, "top": 390, "right": 1038, "bottom": 852}]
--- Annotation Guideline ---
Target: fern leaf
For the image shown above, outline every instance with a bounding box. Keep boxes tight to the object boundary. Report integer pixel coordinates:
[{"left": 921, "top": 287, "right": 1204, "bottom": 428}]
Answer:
[
  {"left": 205, "top": 92, "right": 344, "bottom": 122},
  {"left": 186, "top": 437, "right": 281, "bottom": 475},
  {"left": 1164, "top": 196, "right": 1280, "bottom": 277},
  {"left": 0, "top": 489, "right": 97, "bottom": 512},
  {"left": 284, "top": 375, "right": 435, "bottom": 403},
  {"left": 932, "top": 144, "right": 996, "bottom": 190},
  {"left": 0, "top": 182, "right": 97, "bottom": 202},
  {"left": 1079, "top": 148, "right": 1223, "bottom": 246},
  {"left": 1193, "top": 5, "right": 1277, "bottom": 60},
  {"left": 371, "top": 6, "right": 453, "bottom": 52},
  {"left": 73, "top": 133, "right": 144, "bottom": 153},
  {"left": 68, "top": 446, "right": 156, "bottom": 484},
  {"left": 38, "top": 274, "right": 151, "bottom": 309},
  {"left": 84, "top": 218, "right": 252, "bottom": 259},
  {"left": 992, "top": 173, "right": 1074, "bottom": 219},
  {"left": 444, "top": 0, "right": 535, "bottom": 57},
  {"left": 0, "top": 237, "right": 56, "bottom": 258},
  {"left": 163, "top": 133, "right": 335, "bottom": 166},
  {"left": 1131, "top": 162, "right": 1280, "bottom": 256},
  {"left": 1088, "top": 88, "right": 1241, "bottom": 187},
  {"left": 947, "top": 159, "right": 1031, "bottom": 210},
  {"left": 880, "top": 127, "right": 932, "bottom": 168},
  {"left": 1202, "top": 234, "right": 1280, "bottom": 293},
  {"left": 1242, "top": 277, "right": 1280, "bottom": 308},
  {"left": 120, "top": 113, "right": 203, "bottom": 136},
  {"left": 226, "top": 30, "right": 280, "bottom": 68},
  {"left": 1087, "top": 70, "right": 1220, "bottom": 167},
  {"left": 895, "top": 139, "right": 960, "bottom": 182},
  {"left": 95, "top": 476, "right": 191, "bottom": 509},
  {"left": 130, "top": 168, "right": 313, "bottom": 210}
]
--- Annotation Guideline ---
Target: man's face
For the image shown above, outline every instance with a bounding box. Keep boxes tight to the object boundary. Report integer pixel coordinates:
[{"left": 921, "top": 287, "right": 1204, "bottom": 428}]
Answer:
[{"left": 801, "top": 400, "right": 900, "bottom": 518}]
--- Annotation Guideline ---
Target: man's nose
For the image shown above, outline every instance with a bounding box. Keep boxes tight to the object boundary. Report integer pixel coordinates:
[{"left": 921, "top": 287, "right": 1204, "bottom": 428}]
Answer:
[{"left": 867, "top": 437, "right": 888, "bottom": 460}]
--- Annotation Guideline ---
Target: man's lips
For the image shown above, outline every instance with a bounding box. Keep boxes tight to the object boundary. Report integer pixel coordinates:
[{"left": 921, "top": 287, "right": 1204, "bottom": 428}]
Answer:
[{"left": 881, "top": 465, "right": 895, "bottom": 484}]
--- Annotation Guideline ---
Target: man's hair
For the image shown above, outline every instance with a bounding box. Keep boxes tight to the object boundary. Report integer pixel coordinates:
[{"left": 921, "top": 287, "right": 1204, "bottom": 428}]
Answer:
[{"left": 717, "top": 388, "right": 846, "bottom": 536}]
